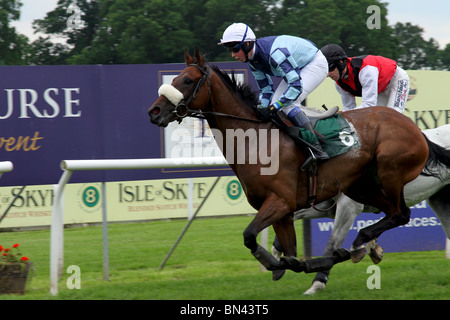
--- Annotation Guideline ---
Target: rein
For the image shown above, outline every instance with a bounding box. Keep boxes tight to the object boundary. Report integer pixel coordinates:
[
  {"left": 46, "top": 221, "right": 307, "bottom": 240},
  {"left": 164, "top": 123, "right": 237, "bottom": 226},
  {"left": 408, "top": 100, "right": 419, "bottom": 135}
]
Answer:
[{"left": 172, "top": 64, "right": 263, "bottom": 124}]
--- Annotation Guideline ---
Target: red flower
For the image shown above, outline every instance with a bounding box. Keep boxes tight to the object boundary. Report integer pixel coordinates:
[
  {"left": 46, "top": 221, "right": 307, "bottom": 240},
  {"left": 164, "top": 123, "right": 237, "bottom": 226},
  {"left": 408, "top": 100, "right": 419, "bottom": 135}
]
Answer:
[{"left": 1, "top": 243, "right": 30, "bottom": 263}]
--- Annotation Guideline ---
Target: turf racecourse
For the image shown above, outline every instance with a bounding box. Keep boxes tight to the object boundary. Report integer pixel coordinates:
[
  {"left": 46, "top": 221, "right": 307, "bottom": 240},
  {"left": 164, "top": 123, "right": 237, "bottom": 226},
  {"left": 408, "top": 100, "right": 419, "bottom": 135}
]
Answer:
[{"left": 0, "top": 216, "right": 449, "bottom": 300}]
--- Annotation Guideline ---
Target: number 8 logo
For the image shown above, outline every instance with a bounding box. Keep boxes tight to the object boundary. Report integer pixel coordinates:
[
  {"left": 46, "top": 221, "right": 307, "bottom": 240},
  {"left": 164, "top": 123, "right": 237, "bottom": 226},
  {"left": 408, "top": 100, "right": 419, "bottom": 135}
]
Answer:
[
  {"left": 226, "top": 180, "right": 242, "bottom": 200},
  {"left": 82, "top": 186, "right": 100, "bottom": 208}
]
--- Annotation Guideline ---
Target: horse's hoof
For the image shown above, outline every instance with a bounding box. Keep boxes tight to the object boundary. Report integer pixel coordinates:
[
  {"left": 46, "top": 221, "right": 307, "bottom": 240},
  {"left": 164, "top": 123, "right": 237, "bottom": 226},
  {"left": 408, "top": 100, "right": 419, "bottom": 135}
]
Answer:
[
  {"left": 272, "top": 269, "right": 286, "bottom": 281},
  {"left": 303, "top": 280, "right": 326, "bottom": 295},
  {"left": 368, "top": 243, "right": 384, "bottom": 264},
  {"left": 333, "top": 248, "right": 351, "bottom": 262},
  {"left": 350, "top": 245, "right": 366, "bottom": 263}
]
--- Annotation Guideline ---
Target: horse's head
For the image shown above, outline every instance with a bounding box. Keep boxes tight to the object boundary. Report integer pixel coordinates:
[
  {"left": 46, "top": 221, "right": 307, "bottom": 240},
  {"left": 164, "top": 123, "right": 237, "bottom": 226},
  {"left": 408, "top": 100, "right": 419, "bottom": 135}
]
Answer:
[{"left": 148, "top": 49, "right": 211, "bottom": 127}]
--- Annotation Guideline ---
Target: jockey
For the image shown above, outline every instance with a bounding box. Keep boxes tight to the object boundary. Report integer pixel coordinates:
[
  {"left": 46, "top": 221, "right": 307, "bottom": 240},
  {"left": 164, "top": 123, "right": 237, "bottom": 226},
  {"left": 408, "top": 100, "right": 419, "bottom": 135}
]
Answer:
[
  {"left": 218, "top": 22, "right": 329, "bottom": 161},
  {"left": 321, "top": 44, "right": 410, "bottom": 113}
]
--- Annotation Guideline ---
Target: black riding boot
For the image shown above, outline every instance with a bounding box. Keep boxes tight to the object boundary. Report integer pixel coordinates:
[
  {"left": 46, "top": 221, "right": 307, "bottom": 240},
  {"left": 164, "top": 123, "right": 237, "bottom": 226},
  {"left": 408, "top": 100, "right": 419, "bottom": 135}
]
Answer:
[{"left": 289, "top": 110, "right": 329, "bottom": 161}]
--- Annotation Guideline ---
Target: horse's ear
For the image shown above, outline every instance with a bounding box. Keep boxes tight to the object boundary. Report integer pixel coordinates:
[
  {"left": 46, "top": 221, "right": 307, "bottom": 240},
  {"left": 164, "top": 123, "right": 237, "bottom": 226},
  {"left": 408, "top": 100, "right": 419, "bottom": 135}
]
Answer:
[
  {"left": 194, "top": 47, "right": 204, "bottom": 67},
  {"left": 184, "top": 48, "right": 194, "bottom": 66}
]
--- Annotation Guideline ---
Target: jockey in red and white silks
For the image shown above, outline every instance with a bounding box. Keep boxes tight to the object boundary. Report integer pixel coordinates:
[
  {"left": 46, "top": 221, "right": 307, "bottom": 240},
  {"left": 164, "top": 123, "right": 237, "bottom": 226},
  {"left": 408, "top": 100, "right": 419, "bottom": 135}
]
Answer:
[{"left": 322, "top": 44, "right": 410, "bottom": 113}]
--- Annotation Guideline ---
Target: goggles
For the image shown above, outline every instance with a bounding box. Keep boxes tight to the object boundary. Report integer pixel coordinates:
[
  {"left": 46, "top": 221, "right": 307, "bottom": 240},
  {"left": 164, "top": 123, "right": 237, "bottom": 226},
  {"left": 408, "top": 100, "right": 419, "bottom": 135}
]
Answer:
[
  {"left": 328, "top": 62, "right": 337, "bottom": 72},
  {"left": 227, "top": 44, "right": 243, "bottom": 53},
  {"left": 225, "top": 25, "right": 249, "bottom": 53}
]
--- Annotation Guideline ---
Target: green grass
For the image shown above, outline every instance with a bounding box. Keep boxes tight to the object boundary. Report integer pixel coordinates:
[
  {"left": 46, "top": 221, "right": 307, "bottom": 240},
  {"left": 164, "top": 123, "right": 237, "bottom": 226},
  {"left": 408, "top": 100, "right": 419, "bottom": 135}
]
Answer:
[{"left": 0, "top": 216, "right": 449, "bottom": 300}]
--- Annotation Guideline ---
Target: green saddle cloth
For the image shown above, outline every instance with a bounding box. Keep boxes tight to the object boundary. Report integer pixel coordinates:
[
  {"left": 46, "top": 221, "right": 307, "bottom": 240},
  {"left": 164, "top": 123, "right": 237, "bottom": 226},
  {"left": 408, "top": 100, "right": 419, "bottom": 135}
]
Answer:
[{"left": 299, "top": 114, "right": 360, "bottom": 158}]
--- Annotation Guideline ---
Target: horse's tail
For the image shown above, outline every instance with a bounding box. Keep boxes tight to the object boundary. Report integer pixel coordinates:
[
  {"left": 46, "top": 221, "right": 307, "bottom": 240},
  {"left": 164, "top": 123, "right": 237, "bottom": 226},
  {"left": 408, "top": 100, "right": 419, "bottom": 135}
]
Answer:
[{"left": 421, "top": 133, "right": 450, "bottom": 180}]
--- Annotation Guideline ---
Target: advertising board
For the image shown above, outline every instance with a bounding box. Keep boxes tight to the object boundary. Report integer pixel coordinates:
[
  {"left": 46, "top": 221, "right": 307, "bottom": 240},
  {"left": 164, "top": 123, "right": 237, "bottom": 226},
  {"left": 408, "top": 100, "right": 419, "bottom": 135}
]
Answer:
[
  {"left": 310, "top": 201, "right": 447, "bottom": 255},
  {"left": 0, "top": 176, "right": 254, "bottom": 229},
  {"left": 0, "top": 63, "right": 251, "bottom": 187}
]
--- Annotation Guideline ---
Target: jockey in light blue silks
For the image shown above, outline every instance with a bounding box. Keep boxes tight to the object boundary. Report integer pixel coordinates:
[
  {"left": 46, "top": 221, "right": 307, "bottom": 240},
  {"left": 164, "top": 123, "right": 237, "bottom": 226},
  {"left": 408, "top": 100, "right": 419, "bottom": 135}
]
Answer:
[{"left": 218, "top": 23, "right": 329, "bottom": 161}]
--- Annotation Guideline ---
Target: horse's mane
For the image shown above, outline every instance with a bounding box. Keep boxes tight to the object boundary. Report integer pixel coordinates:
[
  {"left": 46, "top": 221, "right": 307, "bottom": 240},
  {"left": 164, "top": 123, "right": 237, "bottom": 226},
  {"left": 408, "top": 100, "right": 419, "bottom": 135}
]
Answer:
[
  {"left": 209, "top": 64, "right": 260, "bottom": 109},
  {"left": 208, "top": 63, "right": 327, "bottom": 116}
]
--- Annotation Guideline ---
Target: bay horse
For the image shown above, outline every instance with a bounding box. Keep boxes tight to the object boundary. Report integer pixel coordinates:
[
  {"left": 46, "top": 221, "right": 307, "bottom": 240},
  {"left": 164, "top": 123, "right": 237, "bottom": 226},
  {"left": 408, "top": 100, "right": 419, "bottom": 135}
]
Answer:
[
  {"left": 272, "top": 124, "right": 450, "bottom": 294},
  {"left": 148, "top": 49, "right": 442, "bottom": 274}
]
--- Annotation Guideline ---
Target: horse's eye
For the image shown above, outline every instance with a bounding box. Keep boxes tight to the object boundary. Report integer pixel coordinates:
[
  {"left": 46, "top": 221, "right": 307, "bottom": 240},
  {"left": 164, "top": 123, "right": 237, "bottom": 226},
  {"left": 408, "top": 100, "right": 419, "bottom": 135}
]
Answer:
[{"left": 184, "top": 78, "right": 194, "bottom": 85}]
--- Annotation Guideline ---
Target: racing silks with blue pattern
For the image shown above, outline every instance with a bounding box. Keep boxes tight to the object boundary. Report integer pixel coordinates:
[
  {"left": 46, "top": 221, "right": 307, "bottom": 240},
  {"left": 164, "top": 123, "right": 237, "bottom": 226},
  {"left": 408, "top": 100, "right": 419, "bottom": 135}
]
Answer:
[{"left": 249, "top": 35, "right": 318, "bottom": 109}]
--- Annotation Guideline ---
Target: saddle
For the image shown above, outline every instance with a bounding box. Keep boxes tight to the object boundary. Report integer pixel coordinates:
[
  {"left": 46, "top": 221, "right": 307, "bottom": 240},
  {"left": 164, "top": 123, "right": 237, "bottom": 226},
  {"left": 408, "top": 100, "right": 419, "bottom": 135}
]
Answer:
[
  {"left": 304, "top": 105, "right": 340, "bottom": 127},
  {"left": 271, "top": 105, "right": 340, "bottom": 151},
  {"left": 276, "top": 105, "right": 339, "bottom": 128}
]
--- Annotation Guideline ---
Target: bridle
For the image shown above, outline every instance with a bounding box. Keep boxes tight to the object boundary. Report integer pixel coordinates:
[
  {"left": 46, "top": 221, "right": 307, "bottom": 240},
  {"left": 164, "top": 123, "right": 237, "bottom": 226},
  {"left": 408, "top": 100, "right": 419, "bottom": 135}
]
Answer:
[
  {"left": 172, "top": 63, "right": 211, "bottom": 121},
  {"left": 171, "top": 63, "right": 262, "bottom": 124}
]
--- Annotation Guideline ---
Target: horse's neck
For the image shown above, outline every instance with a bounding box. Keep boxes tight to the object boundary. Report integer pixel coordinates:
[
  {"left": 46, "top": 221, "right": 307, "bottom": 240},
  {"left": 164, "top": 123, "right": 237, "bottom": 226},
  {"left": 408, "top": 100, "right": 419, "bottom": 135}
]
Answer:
[{"left": 207, "top": 77, "right": 261, "bottom": 132}]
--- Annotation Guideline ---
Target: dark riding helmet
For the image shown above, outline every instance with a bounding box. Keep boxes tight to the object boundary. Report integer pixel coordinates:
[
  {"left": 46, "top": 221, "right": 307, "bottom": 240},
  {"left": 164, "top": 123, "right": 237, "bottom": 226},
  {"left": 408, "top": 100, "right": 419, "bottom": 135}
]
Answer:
[{"left": 321, "top": 44, "right": 348, "bottom": 73}]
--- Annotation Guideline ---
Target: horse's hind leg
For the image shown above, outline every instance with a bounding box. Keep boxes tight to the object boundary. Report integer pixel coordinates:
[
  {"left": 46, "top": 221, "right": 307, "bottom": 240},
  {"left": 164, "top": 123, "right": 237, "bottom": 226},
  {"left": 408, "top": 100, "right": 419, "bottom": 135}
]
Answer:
[
  {"left": 350, "top": 190, "right": 410, "bottom": 263},
  {"left": 349, "top": 140, "right": 424, "bottom": 263},
  {"left": 348, "top": 169, "right": 412, "bottom": 263}
]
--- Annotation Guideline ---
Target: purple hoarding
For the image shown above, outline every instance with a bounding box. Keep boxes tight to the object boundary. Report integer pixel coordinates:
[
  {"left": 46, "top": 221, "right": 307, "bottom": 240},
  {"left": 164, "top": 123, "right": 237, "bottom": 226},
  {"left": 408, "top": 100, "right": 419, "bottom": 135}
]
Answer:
[
  {"left": 310, "top": 201, "right": 447, "bottom": 255},
  {"left": 0, "top": 62, "right": 252, "bottom": 187}
]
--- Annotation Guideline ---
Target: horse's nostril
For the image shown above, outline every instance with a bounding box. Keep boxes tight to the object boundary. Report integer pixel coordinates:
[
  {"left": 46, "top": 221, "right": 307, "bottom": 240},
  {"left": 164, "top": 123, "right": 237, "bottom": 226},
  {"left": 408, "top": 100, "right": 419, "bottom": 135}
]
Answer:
[{"left": 150, "top": 107, "right": 160, "bottom": 116}]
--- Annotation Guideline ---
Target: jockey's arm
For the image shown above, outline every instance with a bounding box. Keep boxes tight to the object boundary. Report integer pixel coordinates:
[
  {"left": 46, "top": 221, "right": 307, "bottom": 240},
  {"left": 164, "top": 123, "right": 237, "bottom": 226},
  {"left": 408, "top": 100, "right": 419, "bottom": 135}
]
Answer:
[
  {"left": 358, "top": 66, "right": 379, "bottom": 109},
  {"left": 336, "top": 83, "right": 356, "bottom": 111},
  {"left": 250, "top": 67, "right": 274, "bottom": 108},
  {"left": 270, "top": 48, "right": 303, "bottom": 108}
]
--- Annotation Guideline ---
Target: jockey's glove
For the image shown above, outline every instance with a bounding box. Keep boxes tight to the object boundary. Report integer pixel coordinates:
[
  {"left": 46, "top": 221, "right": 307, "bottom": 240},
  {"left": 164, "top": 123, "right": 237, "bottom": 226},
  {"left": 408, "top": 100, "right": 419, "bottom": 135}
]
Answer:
[{"left": 256, "top": 104, "right": 279, "bottom": 122}]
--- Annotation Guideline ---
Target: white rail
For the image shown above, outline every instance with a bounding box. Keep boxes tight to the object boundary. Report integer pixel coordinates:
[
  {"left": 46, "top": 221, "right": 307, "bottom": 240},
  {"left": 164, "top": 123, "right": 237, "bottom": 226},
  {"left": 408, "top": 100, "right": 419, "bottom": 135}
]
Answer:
[
  {"left": 0, "top": 161, "right": 14, "bottom": 224},
  {"left": 0, "top": 161, "right": 13, "bottom": 179},
  {"left": 61, "top": 157, "right": 227, "bottom": 171},
  {"left": 50, "top": 157, "right": 229, "bottom": 295}
]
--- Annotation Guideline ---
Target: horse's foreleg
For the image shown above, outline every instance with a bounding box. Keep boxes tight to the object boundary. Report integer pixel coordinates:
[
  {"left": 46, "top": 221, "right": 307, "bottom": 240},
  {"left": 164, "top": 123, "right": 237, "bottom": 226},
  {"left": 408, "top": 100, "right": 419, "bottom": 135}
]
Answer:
[
  {"left": 243, "top": 194, "right": 294, "bottom": 270},
  {"left": 271, "top": 201, "right": 332, "bottom": 260},
  {"left": 271, "top": 214, "right": 296, "bottom": 280},
  {"left": 272, "top": 214, "right": 297, "bottom": 257}
]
